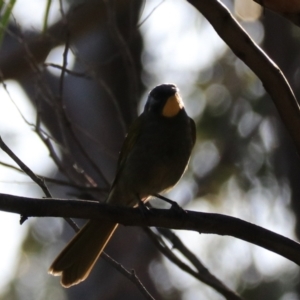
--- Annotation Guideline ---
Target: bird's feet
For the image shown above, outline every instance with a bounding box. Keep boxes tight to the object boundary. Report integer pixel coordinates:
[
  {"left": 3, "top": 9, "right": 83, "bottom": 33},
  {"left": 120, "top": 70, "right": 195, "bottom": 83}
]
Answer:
[
  {"left": 153, "top": 194, "right": 186, "bottom": 215},
  {"left": 136, "top": 194, "right": 152, "bottom": 218}
]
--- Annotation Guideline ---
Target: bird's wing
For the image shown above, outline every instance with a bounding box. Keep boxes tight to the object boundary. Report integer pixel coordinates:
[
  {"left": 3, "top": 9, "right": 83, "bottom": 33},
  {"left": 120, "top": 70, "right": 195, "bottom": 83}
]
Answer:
[{"left": 110, "top": 114, "right": 144, "bottom": 190}]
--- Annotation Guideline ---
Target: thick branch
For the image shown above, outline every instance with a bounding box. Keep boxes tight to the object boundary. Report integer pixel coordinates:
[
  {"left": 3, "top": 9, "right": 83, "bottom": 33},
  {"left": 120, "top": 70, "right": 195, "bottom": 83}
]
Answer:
[
  {"left": 1, "top": 193, "right": 300, "bottom": 266},
  {"left": 188, "top": 0, "right": 300, "bottom": 154}
]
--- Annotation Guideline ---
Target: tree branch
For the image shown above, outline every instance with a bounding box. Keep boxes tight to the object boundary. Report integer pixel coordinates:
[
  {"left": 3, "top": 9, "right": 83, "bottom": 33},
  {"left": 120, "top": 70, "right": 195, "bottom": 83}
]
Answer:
[
  {"left": 0, "top": 136, "right": 80, "bottom": 230},
  {"left": 188, "top": 0, "right": 300, "bottom": 154},
  {"left": 1, "top": 192, "right": 300, "bottom": 267},
  {"left": 0, "top": 137, "right": 153, "bottom": 297}
]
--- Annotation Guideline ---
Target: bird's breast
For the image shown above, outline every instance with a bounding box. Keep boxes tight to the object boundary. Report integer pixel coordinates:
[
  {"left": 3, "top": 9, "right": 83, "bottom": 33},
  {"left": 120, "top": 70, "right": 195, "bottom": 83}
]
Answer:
[{"left": 108, "top": 112, "right": 194, "bottom": 206}]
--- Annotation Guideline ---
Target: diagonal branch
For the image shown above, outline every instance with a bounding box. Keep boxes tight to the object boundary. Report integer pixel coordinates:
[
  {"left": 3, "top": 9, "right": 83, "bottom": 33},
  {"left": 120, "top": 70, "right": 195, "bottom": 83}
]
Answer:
[
  {"left": 188, "top": 0, "right": 300, "bottom": 154},
  {"left": 0, "top": 136, "right": 51, "bottom": 197},
  {"left": 0, "top": 135, "right": 79, "bottom": 230}
]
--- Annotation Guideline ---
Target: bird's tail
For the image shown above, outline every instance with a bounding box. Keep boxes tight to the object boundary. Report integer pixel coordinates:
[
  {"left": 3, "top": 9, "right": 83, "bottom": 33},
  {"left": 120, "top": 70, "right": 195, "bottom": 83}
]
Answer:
[{"left": 49, "top": 220, "right": 118, "bottom": 287}]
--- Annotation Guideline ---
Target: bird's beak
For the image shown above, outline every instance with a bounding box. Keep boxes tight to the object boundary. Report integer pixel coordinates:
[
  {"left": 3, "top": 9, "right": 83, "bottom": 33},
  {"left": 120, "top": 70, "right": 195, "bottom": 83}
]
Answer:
[{"left": 162, "top": 92, "right": 184, "bottom": 117}]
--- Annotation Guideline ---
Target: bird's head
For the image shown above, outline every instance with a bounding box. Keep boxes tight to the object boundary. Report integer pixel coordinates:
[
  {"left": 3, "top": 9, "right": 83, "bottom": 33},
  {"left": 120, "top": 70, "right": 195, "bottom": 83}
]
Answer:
[{"left": 144, "top": 83, "right": 184, "bottom": 117}]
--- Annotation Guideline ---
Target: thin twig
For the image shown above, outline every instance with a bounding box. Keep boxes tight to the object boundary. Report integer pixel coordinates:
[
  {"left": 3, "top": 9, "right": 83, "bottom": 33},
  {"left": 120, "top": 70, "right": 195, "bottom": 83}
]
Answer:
[
  {"left": 101, "top": 252, "right": 155, "bottom": 300},
  {"left": 58, "top": 34, "right": 69, "bottom": 99},
  {"left": 157, "top": 228, "right": 207, "bottom": 273},
  {"left": 0, "top": 80, "right": 36, "bottom": 127},
  {"left": 55, "top": 39, "right": 110, "bottom": 187},
  {"left": 34, "top": 100, "right": 86, "bottom": 184},
  {"left": 144, "top": 228, "right": 243, "bottom": 300},
  {"left": 69, "top": 47, "right": 128, "bottom": 135},
  {"left": 156, "top": 228, "right": 242, "bottom": 299},
  {"left": 137, "top": 0, "right": 165, "bottom": 28},
  {"left": 64, "top": 204, "right": 154, "bottom": 299},
  {"left": 2, "top": 25, "right": 89, "bottom": 185},
  {"left": 1, "top": 76, "right": 81, "bottom": 165},
  {"left": 67, "top": 225, "right": 156, "bottom": 300},
  {"left": 44, "top": 63, "right": 92, "bottom": 78},
  {"left": 0, "top": 136, "right": 51, "bottom": 197},
  {"left": 0, "top": 2, "right": 133, "bottom": 81},
  {"left": 43, "top": 63, "right": 119, "bottom": 160},
  {"left": 0, "top": 161, "right": 106, "bottom": 192}
]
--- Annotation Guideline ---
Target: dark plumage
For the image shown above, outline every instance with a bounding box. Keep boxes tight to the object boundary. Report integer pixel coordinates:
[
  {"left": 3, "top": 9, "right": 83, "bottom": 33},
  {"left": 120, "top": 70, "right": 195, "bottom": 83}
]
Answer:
[{"left": 49, "top": 83, "right": 196, "bottom": 287}]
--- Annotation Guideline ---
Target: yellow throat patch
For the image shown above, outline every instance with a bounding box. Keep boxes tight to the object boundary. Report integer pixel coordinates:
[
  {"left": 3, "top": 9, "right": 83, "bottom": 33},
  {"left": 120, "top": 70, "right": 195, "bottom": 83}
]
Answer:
[{"left": 162, "top": 93, "right": 184, "bottom": 117}]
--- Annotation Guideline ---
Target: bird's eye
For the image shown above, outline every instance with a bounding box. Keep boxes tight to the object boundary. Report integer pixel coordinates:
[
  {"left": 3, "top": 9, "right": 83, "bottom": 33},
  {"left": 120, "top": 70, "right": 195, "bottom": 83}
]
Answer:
[{"left": 145, "top": 96, "right": 160, "bottom": 112}]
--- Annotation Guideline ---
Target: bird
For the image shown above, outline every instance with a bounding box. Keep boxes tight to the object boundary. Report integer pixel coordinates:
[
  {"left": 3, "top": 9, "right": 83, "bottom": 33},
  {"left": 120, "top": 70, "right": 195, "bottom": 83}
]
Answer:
[{"left": 48, "top": 83, "right": 196, "bottom": 287}]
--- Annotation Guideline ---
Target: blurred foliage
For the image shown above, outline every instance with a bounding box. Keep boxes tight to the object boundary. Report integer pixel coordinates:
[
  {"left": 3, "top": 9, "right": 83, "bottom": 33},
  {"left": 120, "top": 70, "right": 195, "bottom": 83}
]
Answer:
[
  {"left": 192, "top": 52, "right": 274, "bottom": 196},
  {"left": 1, "top": 0, "right": 300, "bottom": 299}
]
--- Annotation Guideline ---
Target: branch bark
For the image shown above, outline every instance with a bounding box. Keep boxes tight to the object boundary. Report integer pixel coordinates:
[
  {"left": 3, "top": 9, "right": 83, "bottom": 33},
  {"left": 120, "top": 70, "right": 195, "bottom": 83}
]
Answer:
[{"left": 1, "top": 192, "right": 300, "bottom": 267}]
